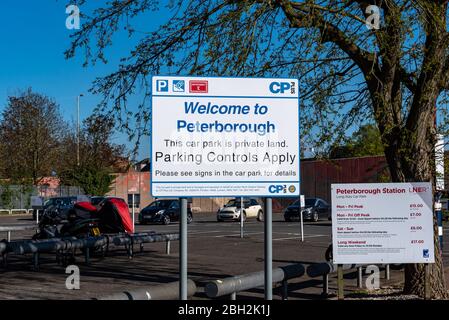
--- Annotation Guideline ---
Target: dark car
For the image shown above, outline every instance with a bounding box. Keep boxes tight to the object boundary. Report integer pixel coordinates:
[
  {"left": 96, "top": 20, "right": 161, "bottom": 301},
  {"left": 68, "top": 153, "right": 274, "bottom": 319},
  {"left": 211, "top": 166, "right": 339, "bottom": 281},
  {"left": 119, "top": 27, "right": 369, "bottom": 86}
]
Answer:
[
  {"left": 283, "top": 198, "right": 330, "bottom": 222},
  {"left": 33, "top": 196, "right": 77, "bottom": 220},
  {"left": 138, "top": 199, "right": 193, "bottom": 225}
]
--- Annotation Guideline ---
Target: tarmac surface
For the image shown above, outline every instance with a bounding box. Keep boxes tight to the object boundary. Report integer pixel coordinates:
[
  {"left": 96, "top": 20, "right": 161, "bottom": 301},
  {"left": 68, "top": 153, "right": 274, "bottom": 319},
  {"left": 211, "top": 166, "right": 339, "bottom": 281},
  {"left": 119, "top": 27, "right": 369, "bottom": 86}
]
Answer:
[{"left": 0, "top": 212, "right": 448, "bottom": 300}]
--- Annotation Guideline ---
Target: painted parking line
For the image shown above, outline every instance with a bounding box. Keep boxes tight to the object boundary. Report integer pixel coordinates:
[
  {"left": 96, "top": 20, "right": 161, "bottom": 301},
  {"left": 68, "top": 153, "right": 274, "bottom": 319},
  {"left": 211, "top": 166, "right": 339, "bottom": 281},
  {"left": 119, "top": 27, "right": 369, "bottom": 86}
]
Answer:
[
  {"left": 273, "top": 234, "right": 327, "bottom": 241},
  {"left": 188, "top": 230, "right": 223, "bottom": 235},
  {"left": 213, "top": 232, "right": 265, "bottom": 238}
]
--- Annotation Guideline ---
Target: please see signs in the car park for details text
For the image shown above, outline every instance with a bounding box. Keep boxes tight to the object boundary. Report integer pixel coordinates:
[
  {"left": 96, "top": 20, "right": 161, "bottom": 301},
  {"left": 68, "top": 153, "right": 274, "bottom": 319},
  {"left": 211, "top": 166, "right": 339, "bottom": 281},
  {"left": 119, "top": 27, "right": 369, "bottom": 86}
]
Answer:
[
  {"left": 150, "top": 76, "right": 300, "bottom": 197},
  {"left": 331, "top": 182, "right": 435, "bottom": 264}
]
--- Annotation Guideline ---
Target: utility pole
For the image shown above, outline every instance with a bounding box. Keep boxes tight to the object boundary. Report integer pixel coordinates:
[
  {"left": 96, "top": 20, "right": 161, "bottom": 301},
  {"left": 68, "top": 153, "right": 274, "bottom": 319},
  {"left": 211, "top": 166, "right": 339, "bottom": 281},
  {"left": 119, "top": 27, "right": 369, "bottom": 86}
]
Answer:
[{"left": 77, "top": 94, "right": 83, "bottom": 167}]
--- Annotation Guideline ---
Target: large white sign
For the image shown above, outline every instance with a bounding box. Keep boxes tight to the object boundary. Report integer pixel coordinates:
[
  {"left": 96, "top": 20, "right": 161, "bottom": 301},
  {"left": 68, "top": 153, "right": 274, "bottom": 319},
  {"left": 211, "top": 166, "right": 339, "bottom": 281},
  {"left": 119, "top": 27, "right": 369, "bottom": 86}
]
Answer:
[
  {"left": 331, "top": 182, "right": 435, "bottom": 264},
  {"left": 151, "top": 76, "right": 300, "bottom": 197}
]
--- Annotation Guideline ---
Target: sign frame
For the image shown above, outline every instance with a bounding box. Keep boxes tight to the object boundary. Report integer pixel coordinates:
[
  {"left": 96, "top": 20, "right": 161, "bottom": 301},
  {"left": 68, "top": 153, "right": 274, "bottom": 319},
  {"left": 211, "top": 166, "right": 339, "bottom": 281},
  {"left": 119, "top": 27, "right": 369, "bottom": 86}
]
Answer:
[
  {"left": 331, "top": 182, "right": 435, "bottom": 265},
  {"left": 150, "top": 75, "right": 301, "bottom": 198}
]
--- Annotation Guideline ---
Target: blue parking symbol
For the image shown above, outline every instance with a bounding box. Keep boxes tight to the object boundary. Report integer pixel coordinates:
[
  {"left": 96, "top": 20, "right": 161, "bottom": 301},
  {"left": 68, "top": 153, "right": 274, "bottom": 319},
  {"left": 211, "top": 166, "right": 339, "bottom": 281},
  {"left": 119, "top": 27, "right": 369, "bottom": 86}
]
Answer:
[
  {"left": 156, "top": 80, "right": 169, "bottom": 92},
  {"left": 173, "top": 80, "right": 185, "bottom": 92},
  {"left": 423, "top": 249, "right": 429, "bottom": 258}
]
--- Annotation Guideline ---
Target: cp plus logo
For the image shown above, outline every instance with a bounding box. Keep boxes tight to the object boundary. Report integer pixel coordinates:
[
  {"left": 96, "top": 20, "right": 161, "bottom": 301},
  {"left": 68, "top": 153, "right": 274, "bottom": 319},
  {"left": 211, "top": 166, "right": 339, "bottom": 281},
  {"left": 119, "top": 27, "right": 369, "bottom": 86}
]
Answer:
[
  {"left": 189, "top": 80, "right": 208, "bottom": 93},
  {"left": 269, "top": 185, "right": 287, "bottom": 194},
  {"left": 269, "top": 81, "right": 295, "bottom": 94}
]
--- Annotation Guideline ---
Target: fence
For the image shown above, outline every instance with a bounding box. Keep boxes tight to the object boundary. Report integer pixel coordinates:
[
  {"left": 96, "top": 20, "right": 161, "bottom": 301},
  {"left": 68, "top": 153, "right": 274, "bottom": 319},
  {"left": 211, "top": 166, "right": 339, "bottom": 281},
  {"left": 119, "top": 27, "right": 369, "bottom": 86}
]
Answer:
[{"left": 0, "top": 185, "right": 84, "bottom": 210}]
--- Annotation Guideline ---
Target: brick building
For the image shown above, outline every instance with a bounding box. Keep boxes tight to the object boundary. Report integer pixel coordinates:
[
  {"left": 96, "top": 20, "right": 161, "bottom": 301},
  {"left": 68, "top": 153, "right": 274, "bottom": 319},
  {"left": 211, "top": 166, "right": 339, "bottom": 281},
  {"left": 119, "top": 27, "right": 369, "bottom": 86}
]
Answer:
[{"left": 107, "top": 155, "right": 392, "bottom": 213}]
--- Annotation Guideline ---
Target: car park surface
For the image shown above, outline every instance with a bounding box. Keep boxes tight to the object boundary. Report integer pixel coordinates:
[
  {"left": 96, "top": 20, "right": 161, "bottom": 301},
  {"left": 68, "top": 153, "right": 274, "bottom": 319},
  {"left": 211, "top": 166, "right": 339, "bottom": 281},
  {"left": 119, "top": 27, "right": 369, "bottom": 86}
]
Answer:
[{"left": 1, "top": 212, "right": 449, "bottom": 300}]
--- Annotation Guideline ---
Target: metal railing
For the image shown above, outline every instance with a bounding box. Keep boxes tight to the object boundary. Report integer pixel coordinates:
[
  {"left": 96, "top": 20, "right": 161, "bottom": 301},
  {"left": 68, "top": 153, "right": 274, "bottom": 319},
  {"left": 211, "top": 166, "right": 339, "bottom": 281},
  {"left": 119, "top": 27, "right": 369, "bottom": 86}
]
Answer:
[
  {"left": 306, "top": 262, "right": 404, "bottom": 296},
  {"left": 97, "top": 280, "right": 197, "bottom": 300},
  {"left": 0, "top": 209, "right": 33, "bottom": 215},
  {"left": 204, "top": 263, "right": 305, "bottom": 300},
  {"left": 1, "top": 232, "right": 179, "bottom": 270}
]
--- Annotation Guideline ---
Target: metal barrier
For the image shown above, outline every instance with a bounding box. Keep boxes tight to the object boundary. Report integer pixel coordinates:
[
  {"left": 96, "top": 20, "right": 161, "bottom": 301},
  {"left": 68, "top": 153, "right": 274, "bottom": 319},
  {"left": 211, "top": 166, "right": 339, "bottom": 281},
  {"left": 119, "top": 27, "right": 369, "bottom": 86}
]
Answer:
[
  {"left": 0, "top": 209, "right": 33, "bottom": 215},
  {"left": 97, "top": 280, "right": 197, "bottom": 300},
  {"left": 10, "top": 209, "right": 30, "bottom": 215},
  {"left": 306, "top": 262, "right": 404, "bottom": 296},
  {"left": 205, "top": 263, "right": 305, "bottom": 300},
  {"left": 1, "top": 232, "right": 179, "bottom": 269},
  {"left": 0, "top": 225, "right": 38, "bottom": 242}
]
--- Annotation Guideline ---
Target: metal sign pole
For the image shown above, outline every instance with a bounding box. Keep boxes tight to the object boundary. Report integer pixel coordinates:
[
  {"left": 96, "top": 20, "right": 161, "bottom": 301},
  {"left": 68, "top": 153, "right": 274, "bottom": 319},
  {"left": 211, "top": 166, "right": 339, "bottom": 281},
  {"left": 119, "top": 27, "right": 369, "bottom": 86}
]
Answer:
[
  {"left": 132, "top": 194, "right": 135, "bottom": 233},
  {"left": 240, "top": 197, "right": 244, "bottom": 238},
  {"left": 264, "top": 197, "right": 272, "bottom": 300},
  {"left": 179, "top": 197, "right": 188, "bottom": 300},
  {"left": 300, "top": 195, "right": 305, "bottom": 242},
  {"left": 435, "top": 195, "right": 443, "bottom": 252}
]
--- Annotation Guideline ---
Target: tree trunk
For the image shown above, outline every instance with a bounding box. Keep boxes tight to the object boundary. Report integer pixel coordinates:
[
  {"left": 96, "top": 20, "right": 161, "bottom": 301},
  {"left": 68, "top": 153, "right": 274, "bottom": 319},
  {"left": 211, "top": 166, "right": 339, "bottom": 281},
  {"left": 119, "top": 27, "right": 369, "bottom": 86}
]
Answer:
[{"left": 383, "top": 122, "right": 448, "bottom": 299}]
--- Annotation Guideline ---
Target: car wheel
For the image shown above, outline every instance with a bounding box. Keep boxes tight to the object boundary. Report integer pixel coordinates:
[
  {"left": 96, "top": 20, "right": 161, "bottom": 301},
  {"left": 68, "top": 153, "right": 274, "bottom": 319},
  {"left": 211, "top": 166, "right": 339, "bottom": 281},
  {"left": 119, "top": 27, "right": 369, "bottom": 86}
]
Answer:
[
  {"left": 257, "top": 210, "right": 264, "bottom": 222},
  {"left": 241, "top": 211, "right": 247, "bottom": 222},
  {"left": 187, "top": 214, "right": 193, "bottom": 224},
  {"left": 285, "top": 217, "right": 291, "bottom": 222},
  {"left": 313, "top": 211, "right": 319, "bottom": 222},
  {"left": 162, "top": 215, "right": 170, "bottom": 225},
  {"left": 217, "top": 218, "right": 223, "bottom": 222}
]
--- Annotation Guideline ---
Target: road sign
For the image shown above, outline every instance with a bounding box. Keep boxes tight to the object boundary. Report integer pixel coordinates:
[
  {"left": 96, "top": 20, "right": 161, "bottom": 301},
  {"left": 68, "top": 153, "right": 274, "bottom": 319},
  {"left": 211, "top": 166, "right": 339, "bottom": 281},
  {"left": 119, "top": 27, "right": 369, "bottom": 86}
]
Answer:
[
  {"left": 30, "top": 196, "right": 43, "bottom": 207},
  {"left": 331, "top": 182, "right": 435, "bottom": 264},
  {"left": 151, "top": 76, "right": 300, "bottom": 197}
]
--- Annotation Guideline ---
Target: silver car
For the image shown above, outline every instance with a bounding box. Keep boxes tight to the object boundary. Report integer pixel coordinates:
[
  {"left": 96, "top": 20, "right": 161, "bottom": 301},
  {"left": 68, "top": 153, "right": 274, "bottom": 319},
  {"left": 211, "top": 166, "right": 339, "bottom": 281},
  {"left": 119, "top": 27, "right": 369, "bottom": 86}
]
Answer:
[{"left": 217, "top": 198, "right": 264, "bottom": 222}]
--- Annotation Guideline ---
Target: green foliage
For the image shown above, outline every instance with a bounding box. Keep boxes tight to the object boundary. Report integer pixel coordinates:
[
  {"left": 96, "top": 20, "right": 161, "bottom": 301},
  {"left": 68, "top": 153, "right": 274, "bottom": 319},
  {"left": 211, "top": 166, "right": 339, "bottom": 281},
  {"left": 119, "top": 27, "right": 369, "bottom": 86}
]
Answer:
[
  {"left": 0, "top": 89, "right": 65, "bottom": 184},
  {"left": 329, "top": 124, "right": 384, "bottom": 159},
  {"left": 0, "top": 184, "right": 13, "bottom": 209},
  {"left": 60, "top": 165, "right": 115, "bottom": 196}
]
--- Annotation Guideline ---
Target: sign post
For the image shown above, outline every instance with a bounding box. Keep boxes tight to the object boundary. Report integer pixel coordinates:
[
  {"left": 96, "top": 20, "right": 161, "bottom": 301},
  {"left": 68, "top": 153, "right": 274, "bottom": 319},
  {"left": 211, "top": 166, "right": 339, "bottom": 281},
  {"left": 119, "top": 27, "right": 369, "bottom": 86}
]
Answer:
[
  {"left": 132, "top": 194, "right": 135, "bottom": 233},
  {"left": 179, "top": 197, "right": 188, "bottom": 300},
  {"left": 151, "top": 76, "right": 300, "bottom": 300},
  {"left": 264, "top": 197, "right": 272, "bottom": 300},
  {"left": 31, "top": 196, "right": 43, "bottom": 225},
  {"left": 240, "top": 197, "right": 244, "bottom": 239},
  {"left": 300, "top": 194, "right": 305, "bottom": 242}
]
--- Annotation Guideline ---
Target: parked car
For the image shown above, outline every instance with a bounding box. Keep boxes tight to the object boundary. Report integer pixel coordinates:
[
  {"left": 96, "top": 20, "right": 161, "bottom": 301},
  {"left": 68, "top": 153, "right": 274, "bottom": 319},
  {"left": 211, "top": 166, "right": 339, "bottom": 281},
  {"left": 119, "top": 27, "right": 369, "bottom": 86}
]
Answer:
[
  {"left": 217, "top": 198, "right": 264, "bottom": 222},
  {"left": 33, "top": 196, "right": 77, "bottom": 220},
  {"left": 283, "top": 198, "right": 330, "bottom": 222},
  {"left": 138, "top": 199, "right": 193, "bottom": 225}
]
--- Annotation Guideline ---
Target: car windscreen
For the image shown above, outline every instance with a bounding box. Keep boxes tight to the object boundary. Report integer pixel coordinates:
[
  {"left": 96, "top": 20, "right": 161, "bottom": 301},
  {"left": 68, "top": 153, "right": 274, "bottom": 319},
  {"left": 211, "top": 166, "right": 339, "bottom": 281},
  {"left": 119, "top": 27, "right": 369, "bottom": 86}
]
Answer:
[
  {"left": 305, "top": 199, "right": 316, "bottom": 206},
  {"left": 225, "top": 200, "right": 249, "bottom": 208},
  {"left": 44, "top": 199, "right": 54, "bottom": 207},
  {"left": 148, "top": 201, "right": 172, "bottom": 208}
]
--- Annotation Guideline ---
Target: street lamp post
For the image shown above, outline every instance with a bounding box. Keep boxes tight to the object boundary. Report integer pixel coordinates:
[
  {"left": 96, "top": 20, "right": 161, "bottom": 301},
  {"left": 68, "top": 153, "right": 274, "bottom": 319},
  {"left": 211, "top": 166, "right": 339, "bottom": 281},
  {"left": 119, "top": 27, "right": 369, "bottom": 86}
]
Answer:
[{"left": 77, "top": 94, "right": 83, "bottom": 167}]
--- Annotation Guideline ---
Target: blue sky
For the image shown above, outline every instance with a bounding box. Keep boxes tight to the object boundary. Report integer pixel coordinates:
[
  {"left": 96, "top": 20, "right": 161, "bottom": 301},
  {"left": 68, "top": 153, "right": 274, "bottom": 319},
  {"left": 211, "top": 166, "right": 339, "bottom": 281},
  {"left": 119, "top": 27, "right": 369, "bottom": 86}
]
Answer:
[
  {"left": 0, "top": 1, "right": 170, "bottom": 159},
  {"left": 0, "top": 1, "right": 446, "bottom": 161}
]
